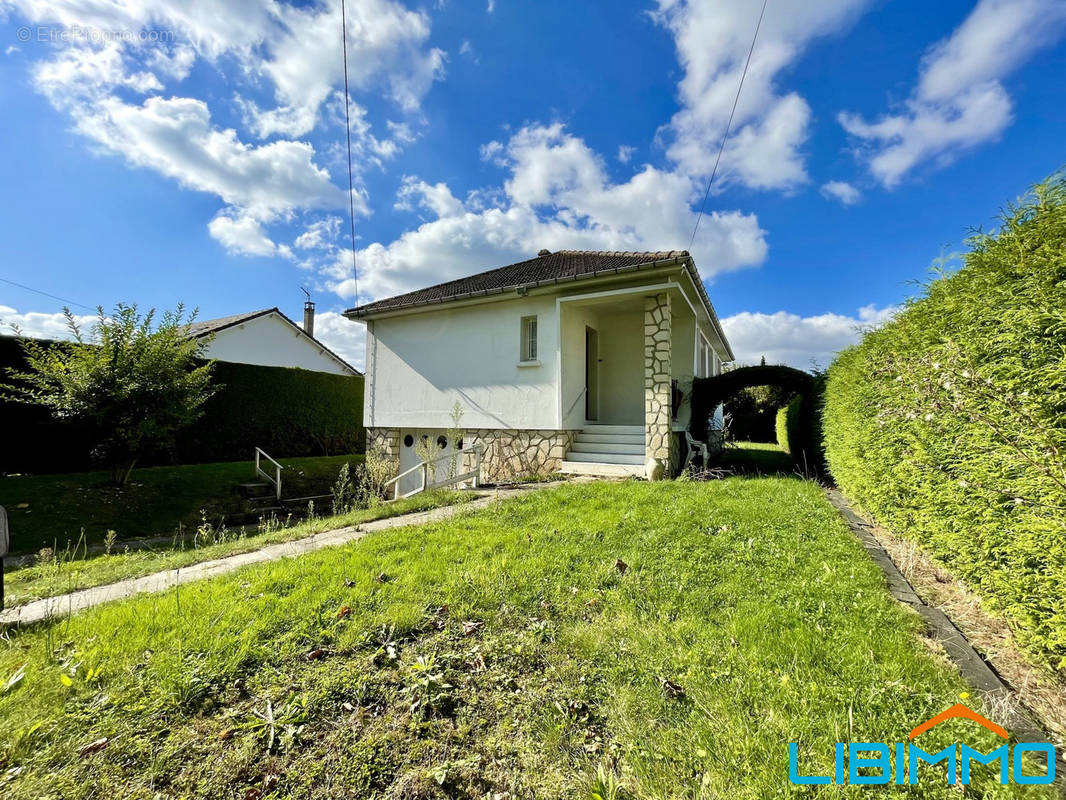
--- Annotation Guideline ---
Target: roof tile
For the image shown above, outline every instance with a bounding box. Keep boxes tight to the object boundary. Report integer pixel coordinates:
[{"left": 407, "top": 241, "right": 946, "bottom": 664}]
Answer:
[{"left": 346, "top": 250, "right": 689, "bottom": 316}]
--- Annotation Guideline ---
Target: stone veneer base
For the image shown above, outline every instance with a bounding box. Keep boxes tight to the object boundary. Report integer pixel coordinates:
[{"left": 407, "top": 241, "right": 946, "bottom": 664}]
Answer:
[{"left": 366, "top": 427, "right": 580, "bottom": 485}]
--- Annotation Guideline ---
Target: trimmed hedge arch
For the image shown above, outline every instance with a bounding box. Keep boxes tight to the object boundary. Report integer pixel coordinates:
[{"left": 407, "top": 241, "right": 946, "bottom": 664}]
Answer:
[{"left": 691, "top": 365, "right": 823, "bottom": 472}]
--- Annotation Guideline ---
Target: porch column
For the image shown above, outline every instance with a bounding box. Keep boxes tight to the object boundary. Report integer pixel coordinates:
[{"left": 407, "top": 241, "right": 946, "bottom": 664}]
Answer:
[{"left": 644, "top": 292, "right": 673, "bottom": 480}]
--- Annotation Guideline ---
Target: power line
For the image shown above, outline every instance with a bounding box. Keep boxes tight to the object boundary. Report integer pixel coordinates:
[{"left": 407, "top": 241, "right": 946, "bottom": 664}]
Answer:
[
  {"left": 0, "top": 276, "right": 96, "bottom": 312},
  {"left": 340, "top": 0, "right": 360, "bottom": 308},
  {"left": 689, "top": 0, "right": 769, "bottom": 250}
]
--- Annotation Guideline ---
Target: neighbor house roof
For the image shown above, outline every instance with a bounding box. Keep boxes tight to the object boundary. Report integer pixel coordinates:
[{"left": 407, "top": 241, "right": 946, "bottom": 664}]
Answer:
[
  {"left": 184, "top": 308, "right": 276, "bottom": 338},
  {"left": 345, "top": 249, "right": 734, "bottom": 360},
  {"left": 186, "top": 308, "right": 361, "bottom": 375}
]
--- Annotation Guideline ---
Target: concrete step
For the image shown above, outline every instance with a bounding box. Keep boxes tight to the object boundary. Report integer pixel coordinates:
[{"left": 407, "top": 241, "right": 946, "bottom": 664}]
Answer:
[
  {"left": 559, "top": 460, "right": 644, "bottom": 477},
  {"left": 581, "top": 424, "right": 643, "bottom": 436},
  {"left": 574, "top": 432, "right": 644, "bottom": 445},
  {"left": 570, "top": 441, "right": 644, "bottom": 456},
  {"left": 564, "top": 451, "right": 644, "bottom": 465}
]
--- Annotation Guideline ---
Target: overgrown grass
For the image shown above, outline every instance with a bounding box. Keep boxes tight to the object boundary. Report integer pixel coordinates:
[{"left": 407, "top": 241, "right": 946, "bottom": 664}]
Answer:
[
  {"left": 3, "top": 490, "right": 471, "bottom": 608},
  {"left": 0, "top": 454, "right": 365, "bottom": 553},
  {"left": 0, "top": 479, "right": 1034, "bottom": 798}
]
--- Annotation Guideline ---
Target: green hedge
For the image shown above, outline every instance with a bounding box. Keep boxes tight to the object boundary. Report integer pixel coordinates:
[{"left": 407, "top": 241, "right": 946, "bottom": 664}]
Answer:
[
  {"left": 693, "top": 365, "right": 824, "bottom": 472},
  {"left": 775, "top": 396, "right": 803, "bottom": 455},
  {"left": 1, "top": 335, "right": 364, "bottom": 472},
  {"left": 823, "top": 176, "right": 1066, "bottom": 671},
  {"left": 175, "top": 360, "right": 364, "bottom": 463}
]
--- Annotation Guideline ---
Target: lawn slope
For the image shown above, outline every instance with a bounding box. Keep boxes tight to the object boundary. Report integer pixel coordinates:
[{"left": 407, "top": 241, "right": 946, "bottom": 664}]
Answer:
[
  {"left": 0, "top": 479, "right": 1034, "bottom": 798},
  {"left": 0, "top": 454, "right": 365, "bottom": 553}
]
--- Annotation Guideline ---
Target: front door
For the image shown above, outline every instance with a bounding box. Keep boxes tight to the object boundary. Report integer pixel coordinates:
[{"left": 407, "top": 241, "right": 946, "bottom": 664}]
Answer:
[{"left": 585, "top": 326, "right": 599, "bottom": 421}]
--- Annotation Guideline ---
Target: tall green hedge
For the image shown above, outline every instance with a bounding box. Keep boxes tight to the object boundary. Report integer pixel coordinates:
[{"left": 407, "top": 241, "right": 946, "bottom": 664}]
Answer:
[
  {"left": 1, "top": 335, "right": 364, "bottom": 473},
  {"left": 175, "top": 360, "right": 365, "bottom": 463},
  {"left": 775, "top": 396, "right": 803, "bottom": 455},
  {"left": 823, "top": 176, "right": 1066, "bottom": 671}
]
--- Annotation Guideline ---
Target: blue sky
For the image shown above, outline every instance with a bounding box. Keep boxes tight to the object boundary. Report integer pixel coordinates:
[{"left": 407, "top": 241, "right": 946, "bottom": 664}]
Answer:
[{"left": 2, "top": 0, "right": 1065, "bottom": 369}]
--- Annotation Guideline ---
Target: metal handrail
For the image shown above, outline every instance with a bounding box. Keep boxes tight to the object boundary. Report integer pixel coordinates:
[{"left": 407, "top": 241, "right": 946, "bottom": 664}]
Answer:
[
  {"left": 383, "top": 445, "right": 483, "bottom": 499},
  {"left": 563, "top": 387, "right": 587, "bottom": 421},
  {"left": 254, "top": 447, "right": 283, "bottom": 500}
]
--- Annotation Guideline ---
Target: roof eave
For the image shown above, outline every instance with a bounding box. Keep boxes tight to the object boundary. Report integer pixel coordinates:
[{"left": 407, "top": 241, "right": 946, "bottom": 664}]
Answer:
[
  {"left": 344, "top": 256, "right": 689, "bottom": 320},
  {"left": 679, "top": 257, "right": 735, "bottom": 362}
]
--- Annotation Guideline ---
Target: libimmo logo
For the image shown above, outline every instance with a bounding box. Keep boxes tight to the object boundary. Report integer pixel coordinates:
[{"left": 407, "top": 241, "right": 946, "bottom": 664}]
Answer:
[{"left": 788, "top": 703, "right": 1057, "bottom": 785}]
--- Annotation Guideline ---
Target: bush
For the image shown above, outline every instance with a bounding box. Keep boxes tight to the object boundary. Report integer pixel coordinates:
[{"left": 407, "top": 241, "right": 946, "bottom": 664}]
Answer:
[
  {"left": 0, "top": 336, "right": 364, "bottom": 472},
  {"left": 775, "top": 396, "right": 801, "bottom": 454},
  {"left": 822, "top": 175, "right": 1066, "bottom": 671}
]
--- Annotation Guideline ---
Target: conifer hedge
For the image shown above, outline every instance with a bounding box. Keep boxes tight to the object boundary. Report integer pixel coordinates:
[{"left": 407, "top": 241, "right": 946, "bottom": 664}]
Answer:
[{"left": 823, "top": 176, "right": 1066, "bottom": 670}]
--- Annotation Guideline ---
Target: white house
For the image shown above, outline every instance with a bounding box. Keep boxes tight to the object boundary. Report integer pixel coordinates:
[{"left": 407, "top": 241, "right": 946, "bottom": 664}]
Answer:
[
  {"left": 345, "top": 249, "right": 731, "bottom": 485},
  {"left": 186, "top": 304, "right": 360, "bottom": 377}
]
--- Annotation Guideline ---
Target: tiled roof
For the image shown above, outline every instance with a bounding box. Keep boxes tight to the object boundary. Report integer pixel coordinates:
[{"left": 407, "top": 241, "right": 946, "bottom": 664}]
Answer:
[
  {"left": 184, "top": 309, "right": 275, "bottom": 338},
  {"left": 346, "top": 250, "right": 690, "bottom": 316}
]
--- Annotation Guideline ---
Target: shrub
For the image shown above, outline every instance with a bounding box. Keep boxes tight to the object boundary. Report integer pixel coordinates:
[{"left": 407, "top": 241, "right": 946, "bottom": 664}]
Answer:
[
  {"left": 822, "top": 175, "right": 1066, "bottom": 671},
  {"left": 0, "top": 338, "right": 364, "bottom": 472},
  {"left": 775, "top": 396, "right": 801, "bottom": 454},
  {"left": 1, "top": 305, "right": 215, "bottom": 485}
]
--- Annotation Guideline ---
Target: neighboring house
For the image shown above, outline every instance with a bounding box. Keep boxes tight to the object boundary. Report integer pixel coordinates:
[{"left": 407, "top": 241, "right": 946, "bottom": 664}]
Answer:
[
  {"left": 346, "top": 249, "right": 731, "bottom": 485},
  {"left": 186, "top": 303, "right": 360, "bottom": 377}
]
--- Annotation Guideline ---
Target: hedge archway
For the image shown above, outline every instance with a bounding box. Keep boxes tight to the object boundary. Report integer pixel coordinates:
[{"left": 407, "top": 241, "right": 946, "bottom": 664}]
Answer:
[{"left": 690, "top": 365, "right": 822, "bottom": 472}]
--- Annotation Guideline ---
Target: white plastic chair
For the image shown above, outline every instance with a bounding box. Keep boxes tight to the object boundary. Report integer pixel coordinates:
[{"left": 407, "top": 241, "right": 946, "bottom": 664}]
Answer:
[{"left": 683, "top": 431, "right": 709, "bottom": 471}]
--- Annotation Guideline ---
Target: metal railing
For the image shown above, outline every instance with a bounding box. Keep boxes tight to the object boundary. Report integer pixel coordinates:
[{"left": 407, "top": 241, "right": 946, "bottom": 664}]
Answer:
[
  {"left": 254, "top": 447, "right": 283, "bottom": 500},
  {"left": 383, "top": 445, "right": 483, "bottom": 500},
  {"left": 563, "top": 387, "right": 587, "bottom": 421}
]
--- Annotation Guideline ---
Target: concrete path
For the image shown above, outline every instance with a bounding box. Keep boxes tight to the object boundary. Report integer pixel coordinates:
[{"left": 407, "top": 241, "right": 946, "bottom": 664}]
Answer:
[{"left": 1, "top": 484, "right": 557, "bottom": 627}]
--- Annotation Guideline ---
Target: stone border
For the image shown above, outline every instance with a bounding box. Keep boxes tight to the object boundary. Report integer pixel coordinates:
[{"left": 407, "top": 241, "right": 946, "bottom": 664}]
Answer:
[{"left": 825, "top": 488, "right": 1050, "bottom": 746}]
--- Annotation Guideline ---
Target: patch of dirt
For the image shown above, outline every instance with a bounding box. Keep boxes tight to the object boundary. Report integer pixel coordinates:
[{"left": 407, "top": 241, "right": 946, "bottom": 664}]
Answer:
[{"left": 858, "top": 511, "right": 1066, "bottom": 744}]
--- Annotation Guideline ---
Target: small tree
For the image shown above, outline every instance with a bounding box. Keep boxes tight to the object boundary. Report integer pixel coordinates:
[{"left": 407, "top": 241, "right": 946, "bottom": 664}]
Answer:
[{"left": 2, "top": 303, "right": 216, "bottom": 485}]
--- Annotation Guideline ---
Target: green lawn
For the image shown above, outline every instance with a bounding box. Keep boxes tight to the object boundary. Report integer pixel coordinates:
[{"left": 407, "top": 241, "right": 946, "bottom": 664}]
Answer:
[
  {"left": 0, "top": 478, "right": 1034, "bottom": 798},
  {"left": 712, "top": 441, "right": 796, "bottom": 474},
  {"left": 2, "top": 490, "right": 471, "bottom": 609},
  {"left": 0, "top": 454, "right": 365, "bottom": 554}
]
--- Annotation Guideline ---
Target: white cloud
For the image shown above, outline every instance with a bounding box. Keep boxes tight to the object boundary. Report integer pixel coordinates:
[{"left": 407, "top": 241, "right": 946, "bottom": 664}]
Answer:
[
  {"left": 6, "top": 46, "right": 21, "bottom": 56},
  {"left": 13, "top": 0, "right": 443, "bottom": 260},
  {"left": 313, "top": 310, "right": 366, "bottom": 370},
  {"left": 821, "top": 180, "right": 861, "bottom": 205},
  {"left": 721, "top": 304, "right": 896, "bottom": 368},
  {"left": 245, "top": 0, "right": 445, "bottom": 137},
  {"left": 459, "top": 40, "right": 479, "bottom": 63},
  {"left": 487, "top": 0, "right": 496, "bottom": 11},
  {"left": 330, "top": 123, "right": 768, "bottom": 303},
  {"left": 839, "top": 0, "right": 1066, "bottom": 187},
  {"left": 75, "top": 96, "right": 349, "bottom": 222},
  {"left": 617, "top": 145, "right": 636, "bottom": 164},
  {"left": 395, "top": 176, "right": 465, "bottom": 217},
  {"left": 0, "top": 306, "right": 99, "bottom": 342},
  {"left": 33, "top": 41, "right": 162, "bottom": 107},
  {"left": 14, "top": 0, "right": 445, "bottom": 138},
  {"left": 295, "top": 217, "right": 343, "bottom": 250},
  {"left": 653, "top": 0, "right": 871, "bottom": 191},
  {"left": 208, "top": 211, "right": 281, "bottom": 257}
]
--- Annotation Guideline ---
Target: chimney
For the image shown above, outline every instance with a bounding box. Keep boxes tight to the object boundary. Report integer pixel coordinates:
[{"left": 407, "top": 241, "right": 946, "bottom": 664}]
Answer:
[{"left": 303, "top": 299, "right": 315, "bottom": 338}]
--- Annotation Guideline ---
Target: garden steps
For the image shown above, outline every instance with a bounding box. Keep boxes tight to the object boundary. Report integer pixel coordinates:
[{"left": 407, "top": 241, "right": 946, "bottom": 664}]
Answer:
[{"left": 560, "top": 424, "right": 646, "bottom": 476}]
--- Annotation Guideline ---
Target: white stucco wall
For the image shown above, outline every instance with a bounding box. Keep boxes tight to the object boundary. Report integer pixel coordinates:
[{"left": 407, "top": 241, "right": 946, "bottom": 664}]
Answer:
[
  {"left": 362, "top": 266, "right": 731, "bottom": 433},
  {"left": 365, "top": 295, "right": 560, "bottom": 430},
  {"left": 201, "top": 313, "right": 355, "bottom": 376}
]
